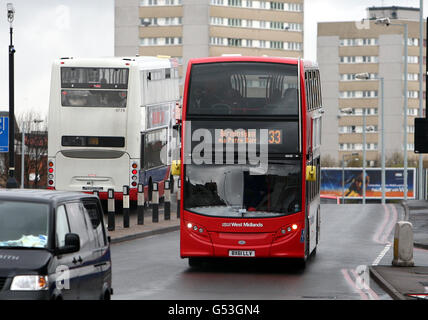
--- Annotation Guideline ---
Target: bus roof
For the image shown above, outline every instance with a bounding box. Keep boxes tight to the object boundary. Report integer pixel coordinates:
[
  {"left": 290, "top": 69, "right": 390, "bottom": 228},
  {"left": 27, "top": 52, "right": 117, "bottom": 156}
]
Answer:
[
  {"left": 187, "top": 56, "right": 318, "bottom": 68},
  {"left": 54, "top": 56, "right": 175, "bottom": 70}
]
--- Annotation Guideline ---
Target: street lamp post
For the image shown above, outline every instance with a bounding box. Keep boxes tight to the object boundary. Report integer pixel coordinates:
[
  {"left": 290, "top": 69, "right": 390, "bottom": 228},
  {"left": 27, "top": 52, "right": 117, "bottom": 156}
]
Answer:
[
  {"left": 21, "top": 119, "right": 43, "bottom": 188},
  {"left": 355, "top": 72, "right": 386, "bottom": 204},
  {"left": 375, "top": 17, "right": 408, "bottom": 200},
  {"left": 6, "top": 3, "right": 18, "bottom": 188},
  {"left": 418, "top": 0, "right": 424, "bottom": 200},
  {"left": 362, "top": 111, "right": 366, "bottom": 204}
]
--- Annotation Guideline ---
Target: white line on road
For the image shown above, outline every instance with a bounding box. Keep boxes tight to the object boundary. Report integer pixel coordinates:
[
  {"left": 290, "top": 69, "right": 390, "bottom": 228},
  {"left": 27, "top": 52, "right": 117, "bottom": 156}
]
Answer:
[{"left": 372, "top": 243, "right": 392, "bottom": 266}]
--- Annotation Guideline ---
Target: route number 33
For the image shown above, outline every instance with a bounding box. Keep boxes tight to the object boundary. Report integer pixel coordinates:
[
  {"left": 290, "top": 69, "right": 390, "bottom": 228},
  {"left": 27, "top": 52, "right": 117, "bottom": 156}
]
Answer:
[{"left": 268, "top": 130, "right": 281, "bottom": 144}]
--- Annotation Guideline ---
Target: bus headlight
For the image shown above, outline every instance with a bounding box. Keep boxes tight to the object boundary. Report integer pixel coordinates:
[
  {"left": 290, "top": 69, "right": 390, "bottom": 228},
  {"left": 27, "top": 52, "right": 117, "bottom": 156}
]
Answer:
[{"left": 10, "top": 275, "right": 49, "bottom": 291}]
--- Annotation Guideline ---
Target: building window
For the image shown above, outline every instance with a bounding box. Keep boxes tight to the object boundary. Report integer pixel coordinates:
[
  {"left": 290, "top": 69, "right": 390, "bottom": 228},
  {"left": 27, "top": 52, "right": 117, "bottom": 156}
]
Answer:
[
  {"left": 340, "top": 91, "right": 378, "bottom": 98},
  {"left": 407, "top": 108, "right": 419, "bottom": 116},
  {"left": 140, "top": 0, "right": 182, "bottom": 5},
  {"left": 286, "top": 42, "right": 302, "bottom": 51},
  {"left": 408, "top": 56, "right": 419, "bottom": 63},
  {"left": 408, "top": 38, "right": 419, "bottom": 46},
  {"left": 340, "top": 56, "right": 378, "bottom": 64},
  {"left": 140, "top": 37, "right": 181, "bottom": 46},
  {"left": 287, "top": 2, "right": 303, "bottom": 11},
  {"left": 228, "top": 18, "right": 242, "bottom": 27},
  {"left": 141, "top": 17, "right": 183, "bottom": 26},
  {"left": 228, "top": 0, "right": 242, "bottom": 6},
  {"left": 210, "top": 37, "right": 224, "bottom": 45},
  {"left": 407, "top": 73, "right": 419, "bottom": 81},
  {"left": 227, "top": 38, "right": 242, "bottom": 47},
  {"left": 270, "top": 41, "right": 284, "bottom": 49},
  {"left": 340, "top": 38, "right": 378, "bottom": 46},
  {"left": 270, "top": 1, "right": 285, "bottom": 10},
  {"left": 270, "top": 21, "right": 284, "bottom": 30},
  {"left": 407, "top": 91, "right": 419, "bottom": 99},
  {"left": 340, "top": 73, "right": 378, "bottom": 81}
]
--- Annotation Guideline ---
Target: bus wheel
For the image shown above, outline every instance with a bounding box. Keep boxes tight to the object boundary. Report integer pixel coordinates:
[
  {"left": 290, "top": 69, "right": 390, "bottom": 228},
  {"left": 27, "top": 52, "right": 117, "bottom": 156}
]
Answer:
[{"left": 298, "top": 217, "right": 311, "bottom": 269}]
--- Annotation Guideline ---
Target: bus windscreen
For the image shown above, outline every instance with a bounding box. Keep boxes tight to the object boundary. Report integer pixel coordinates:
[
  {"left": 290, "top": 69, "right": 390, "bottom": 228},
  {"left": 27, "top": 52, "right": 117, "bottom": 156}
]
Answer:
[
  {"left": 187, "top": 62, "right": 298, "bottom": 116},
  {"left": 184, "top": 160, "right": 301, "bottom": 218}
]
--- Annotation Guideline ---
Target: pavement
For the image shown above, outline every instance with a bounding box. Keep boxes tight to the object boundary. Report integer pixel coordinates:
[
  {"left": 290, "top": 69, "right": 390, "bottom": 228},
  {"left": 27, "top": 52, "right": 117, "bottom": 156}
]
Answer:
[
  {"left": 104, "top": 196, "right": 180, "bottom": 244},
  {"left": 369, "top": 200, "right": 428, "bottom": 300}
]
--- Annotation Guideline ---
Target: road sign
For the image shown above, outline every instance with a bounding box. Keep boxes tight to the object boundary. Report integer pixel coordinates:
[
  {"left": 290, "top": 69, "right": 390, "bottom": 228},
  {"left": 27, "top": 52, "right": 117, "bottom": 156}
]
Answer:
[{"left": 0, "top": 117, "right": 9, "bottom": 153}]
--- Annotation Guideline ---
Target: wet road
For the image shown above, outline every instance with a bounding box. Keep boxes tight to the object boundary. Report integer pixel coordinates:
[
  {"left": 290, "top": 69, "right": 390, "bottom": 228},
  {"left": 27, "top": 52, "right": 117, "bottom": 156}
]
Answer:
[{"left": 110, "top": 204, "right": 426, "bottom": 300}]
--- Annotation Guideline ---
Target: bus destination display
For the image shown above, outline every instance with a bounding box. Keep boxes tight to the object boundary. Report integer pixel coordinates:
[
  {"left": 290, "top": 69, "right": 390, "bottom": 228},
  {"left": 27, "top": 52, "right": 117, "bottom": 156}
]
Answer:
[{"left": 217, "top": 129, "right": 282, "bottom": 145}]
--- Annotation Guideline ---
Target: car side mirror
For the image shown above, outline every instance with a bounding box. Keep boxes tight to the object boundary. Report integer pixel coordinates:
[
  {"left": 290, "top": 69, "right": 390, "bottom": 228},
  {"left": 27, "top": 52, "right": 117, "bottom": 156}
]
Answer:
[{"left": 57, "top": 233, "right": 80, "bottom": 255}]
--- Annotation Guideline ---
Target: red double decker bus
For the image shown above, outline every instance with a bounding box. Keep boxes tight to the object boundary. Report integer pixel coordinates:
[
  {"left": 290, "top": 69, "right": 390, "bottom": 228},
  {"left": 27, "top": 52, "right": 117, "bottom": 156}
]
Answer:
[{"left": 174, "top": 56, "right": 323, "bottom": 268}]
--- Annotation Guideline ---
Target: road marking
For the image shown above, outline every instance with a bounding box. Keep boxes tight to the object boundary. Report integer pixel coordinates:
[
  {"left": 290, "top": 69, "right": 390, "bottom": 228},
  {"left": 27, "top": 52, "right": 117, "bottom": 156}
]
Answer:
[
  {"left": 350, "top": 269, "right": 380, "bottom": 300},
  {"left": 341, "top": 269, "right": 368, "bottom": 300},
  {"left": 372, "top": 243, "right": 392, "bottom": 266},
  {"left": 341, "top": 204, "right": 399, "bottom": 300},
  {"left": 341, "top": 268, "right": 380, "bottom": 300}
]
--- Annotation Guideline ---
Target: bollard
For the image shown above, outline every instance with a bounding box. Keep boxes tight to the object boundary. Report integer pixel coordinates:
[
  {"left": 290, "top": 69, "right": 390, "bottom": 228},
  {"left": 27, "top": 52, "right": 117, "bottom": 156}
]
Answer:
[
  {"left": 164, "top": 180, "right": 171, "bottom": 220},
  {"left": 392, "top": 221, "right": 414, "bottom": 267},
  {"left": 137, "top": 183, "right": 144, "bottom": 225},
  {"left": 152, "top": 182, "right": 159, "bottom": 223},
  {"left": 107, "top": 188, "right": 115, "bottom": 231},
  {"left": 177, "top": 177, "right": 181, "bottom": 219},
  {"left": 123, "top": 185, "right": 130, "bottom": 228}
]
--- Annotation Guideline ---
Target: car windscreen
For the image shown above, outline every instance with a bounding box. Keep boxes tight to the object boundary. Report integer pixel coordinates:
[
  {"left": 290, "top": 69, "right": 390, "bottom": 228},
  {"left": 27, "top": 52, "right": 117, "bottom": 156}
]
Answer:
[
  {"left": 0, "top": 201, "right": 49, "bottom": 248},
  {"left": 187, "top": 62, "right": 298, "bottom": 116}
]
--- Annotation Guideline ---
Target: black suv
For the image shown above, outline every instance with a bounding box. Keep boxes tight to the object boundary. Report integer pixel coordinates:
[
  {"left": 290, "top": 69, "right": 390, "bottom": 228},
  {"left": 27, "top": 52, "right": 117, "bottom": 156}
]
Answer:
[{"left": 0, "top": 189, "right": 112, "bottom": 300}]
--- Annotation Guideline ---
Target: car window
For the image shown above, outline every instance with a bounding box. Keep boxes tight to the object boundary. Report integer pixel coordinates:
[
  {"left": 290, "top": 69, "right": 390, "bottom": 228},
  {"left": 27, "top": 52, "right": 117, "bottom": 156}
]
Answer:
[
  {"left": 56, "top": 205, "right": 70, "bottom": 248},
  {"left": 82, "top": 201, "right": 106, "bottom": 248},
  {"left": 66, "top": 202, "right": 90, "bottom": 249}
]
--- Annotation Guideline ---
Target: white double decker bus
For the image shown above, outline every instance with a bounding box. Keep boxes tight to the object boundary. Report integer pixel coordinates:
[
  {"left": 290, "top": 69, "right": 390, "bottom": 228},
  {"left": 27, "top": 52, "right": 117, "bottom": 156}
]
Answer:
[{"left": 47, "top": 56, "right": 180, "bottom": 202}]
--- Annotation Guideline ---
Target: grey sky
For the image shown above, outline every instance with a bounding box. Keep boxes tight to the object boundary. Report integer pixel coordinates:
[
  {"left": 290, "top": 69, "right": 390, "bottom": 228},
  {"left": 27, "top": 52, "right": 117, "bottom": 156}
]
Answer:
[
  {"left": 0, "top": 0, "right": 114, "bottom": 115},
  {"left": 0, "top": 0, "right": 426, "bottom": 116}
]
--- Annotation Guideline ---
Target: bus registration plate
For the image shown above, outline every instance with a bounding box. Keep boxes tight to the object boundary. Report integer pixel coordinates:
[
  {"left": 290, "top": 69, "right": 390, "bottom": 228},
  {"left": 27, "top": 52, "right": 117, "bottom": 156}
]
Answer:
[{"left": 229, "top": 250, "right": 255, "bottom": 257}]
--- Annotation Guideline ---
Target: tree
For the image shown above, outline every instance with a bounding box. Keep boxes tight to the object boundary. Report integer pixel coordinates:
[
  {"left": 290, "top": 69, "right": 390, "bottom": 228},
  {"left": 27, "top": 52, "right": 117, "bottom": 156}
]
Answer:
[
  {"left": 385, "top": 152, "right": 404, "bottom": 167},
  {"left": 321, "top": 154, "right": 338, "bottom": 167},
  {"left": 16, "top": 110, "right": 48, "bottom": 188}
]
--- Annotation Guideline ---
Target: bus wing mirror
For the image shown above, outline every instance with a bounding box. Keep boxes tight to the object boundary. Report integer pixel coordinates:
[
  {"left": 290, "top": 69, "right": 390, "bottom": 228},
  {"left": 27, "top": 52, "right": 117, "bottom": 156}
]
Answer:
[
  {"left": 171, "top": 160, "right": 181, "bottom": 176},
  {"left": 306, "top": 166, "right": 316, "bottom": 181}
]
